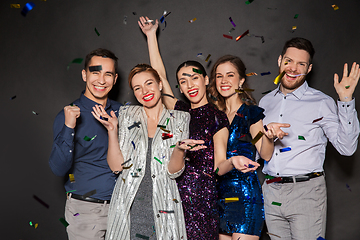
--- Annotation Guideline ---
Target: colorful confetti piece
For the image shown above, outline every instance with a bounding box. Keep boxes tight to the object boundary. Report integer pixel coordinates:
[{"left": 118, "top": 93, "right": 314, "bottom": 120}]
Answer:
[
  {"left": 83, "top": 189, "right": 96, "bottom": 198},
  {"left": 245, "top": 0, "right": 254, "bottom": 4},
  {"left": 66, "top": 190, "right": 77, "bottom": 193},
  {"left": 261, "top": 71, "right": 271, "bottom": 76},
  {"left": 236, "top": 29, "right": 249, "bottom": 41},
  {"left": 215, "top": 167, "right": 219, "bottom": 174},
  {"left": 128, "top": 121, "right": 141, "bottom": 130},
  {"left": 170, "top": 144, "right": 176, "bottom": 148},
  {"left": 225, "top": 197, "right": 239, "bottom": 203},
  {"left": 94, "top": 28, "right": 100, "bottom": 36},
  {"left": 59, "top": 218, "right": 69, "bottom": 227},
  {"left": 189, "top": 18, "right": 197, "bottom": 23},
  {"left": 229, "top": 17, "right": 236, "bottom": 27},
  {"left": 267, "top": 232, "right": 281, "bottom": 238},
  {"left": 33, "top": 195, "right": 49, "bottom": 208},
  {"left": 173, "top": 199, "right": 179, "bottom": 203},
  {"left": 279, "top": 147, "right": 291, "bottom": 153},
  {"left": 251, "top": 131, "right": 264, "bottom": 145},
  {"left": 122, "top": 158, "right": 131, "bottom": 166},
  {"left": 135, "top": 233, "right": 150, "bottom": 239},
  {"left": 235, "top": 88, "right": 254, "bottom": 93},
  {"left": 74, "top": 213, "right": 79, "bottom": 216},
  {"left": 192, "top": 68, "right": 203, "bottom": 75},
  {"left": 271, "top": 201, "right": 282, "bottom": 206},
  {"left": 21, "top": 2, "right": 35, "bottom": 16},
  {"left": 154, "top": 157, "right": 162, "bottom": 164},
  {"left": 69, "top": 174, "right": 75, "bottom": 183},
  {"left": 159, "top": 210, "right": 175, "bottom": 213},
  {"left": 32, "top": 111, "right": 39, "bottom": 115},
  {"left": 298, "top": 135, "right": 305, "bottom": 140},
  {"left": 67, "top": 58, "right": 83, "bottom": 70},
  {"left": 332, "top": 4, "right": 339, "bottom": 10},
  {"left": 317, "top": 237, "right": 326, "bottom": 240},
  {"left": 312, "top": 117, "right": 323, "bottom": 123},
  {"left": 131, "top": 141, "right": 135, "bottom": 149},
  {"left": 246, "top": 72, "right": 257, "bottom": 76},
  {"left": 122, "top": 164, "right": 133, "bottom": 170},
  {"left": 89, "top": 65, "right": 102, "bottom": 72},
  {"left": 162, "top": 133, "right": 173, "bottom": 140},
  {"left": 10, "top": 95, "right": 16, "bottom": 100},
  {"left": 205, "top": 54, "right": 211, "bottom": 62},
  {"left": 274, "top": 71, "right": 285, "bottom": 84},
  {"left": 345, "top": 85, "right": 350, "bottom": 89},
  {"left": 266, "top": 177, "right": 282, "bottom": 184},
  {"left": 223, "top": 34, "right": 233, "bottom": 40},
  {"left": 11, "top": 4, "right": 20, "bottom": 8},
  {"left": 294, "top": 14, "right": 299, "bottom": 19},
  {"left": 292, "top": 26, "right": 297, "bottom": 31},
  {"left": 346, "top": 183, "right": 352, "bottom": 192},
  {"left": 84, "top": 135, "right": 97, "bottom": 141}
]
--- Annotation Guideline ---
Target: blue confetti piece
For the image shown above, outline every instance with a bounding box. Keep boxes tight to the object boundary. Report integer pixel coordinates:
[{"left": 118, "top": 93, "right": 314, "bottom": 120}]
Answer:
[
  {"left": 279, "top": 147, "right": 291, "bottom": 153},
  {"left": 261, "top": 71, "right": 271, "bottom": 76},
  {"left": 131, "top": 141, "right": 135, "bottom": 149},
  {"left": 317, "top": 237, "right": 326, "bottom": 240},
  {"left": 21, "top": 2, "right": 35, "bottom": 16}
]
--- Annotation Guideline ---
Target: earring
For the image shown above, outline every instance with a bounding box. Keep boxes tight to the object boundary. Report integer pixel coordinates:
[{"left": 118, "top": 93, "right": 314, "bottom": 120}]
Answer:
[{"left": 159, "top": 88, "right": 162, "bottom": 91}]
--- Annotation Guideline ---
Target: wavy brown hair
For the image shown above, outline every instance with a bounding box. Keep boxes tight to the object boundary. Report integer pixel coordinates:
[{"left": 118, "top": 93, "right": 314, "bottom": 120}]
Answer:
[{"left": 208, "top": 55, "right": 256, "bottom": 112}]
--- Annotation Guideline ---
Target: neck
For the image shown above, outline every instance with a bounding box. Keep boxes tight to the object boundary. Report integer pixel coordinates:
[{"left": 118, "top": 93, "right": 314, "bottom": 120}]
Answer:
[
  {"left": 84, "top": 93, "right": 108, "bottom": 107},
  {"left": 190, "top": 95, "right": 208, "bottom": 109},
  {"left": 144, "top": 101, "right": 163, "bottom": 122},
  {"left": 225, "top": 94, "right": 243, "bottom": 115}
]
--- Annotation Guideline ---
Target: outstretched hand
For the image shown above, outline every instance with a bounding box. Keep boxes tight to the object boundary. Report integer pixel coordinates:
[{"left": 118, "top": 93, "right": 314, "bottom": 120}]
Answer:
[
  {"left": 176, "top": 139, "right": 207, "bottom": 152},
  {"left": 231, "top": 155, "right": 260, "bottom": 173},
  {"left": 138, "top": 16, "right": 158, "bottom": 36},
  {"left": 265, "top": 122, "right": 290, "bottom": 140},
  {"left": 334, "top": 62, "right": 360, "bottom": 102},
  {"left": 91, "top": 105, "right": 118, "bottom": 132}
]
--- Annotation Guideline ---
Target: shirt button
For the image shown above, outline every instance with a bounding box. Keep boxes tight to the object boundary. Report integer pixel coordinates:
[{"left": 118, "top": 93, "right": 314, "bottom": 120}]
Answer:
[
  {"left": 71, "top": 133, "right": 74, "bottom": 136},
  {"left": 69, "top": 150, "right": 72, "bottom": 153},
  {"left": 275, "top": 153, "right": 278, "bottom": 156},
  {"left": 284, "top": 96, "right": 286, "bottom": 99},
  {"left": 347, "top": 105, "right": 350, "bottom": 107},
  {"left": 277, "top": 173, "right": 279, "bottom": 175},
  {"left": 280, "top": 114, "right": 283, "bottom": 117},
  {"left": 152, "top": 175, "right": 155, "bottom": 178},
  {"left": 349, "top": 122, "right": 351, "bottom": 124},
  {"left": 342, "top": 105, "right": 345, "bottom": 107}
]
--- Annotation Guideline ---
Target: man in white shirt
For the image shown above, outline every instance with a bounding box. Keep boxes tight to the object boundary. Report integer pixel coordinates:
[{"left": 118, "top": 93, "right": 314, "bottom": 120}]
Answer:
[{"left": 259, "top": 37, "right": 360, "bottom": 239}]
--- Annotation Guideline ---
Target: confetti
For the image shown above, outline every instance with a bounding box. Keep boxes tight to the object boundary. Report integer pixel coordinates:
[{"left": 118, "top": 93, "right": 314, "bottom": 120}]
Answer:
[
  {"left": 267, "top": 232, "right": 281, "bottom": 238},
  {"left": 274, "top": 71, "right": 285, "bottom": 84},
  {"left": 122, "top": 158, "right": 131, "bottom": 166},
  {"left": 89, "top": 65, "right": 102, "bottom": 72},
  {"left": 84, "top": 135, "right": 97, "bottom": 141},
  {"left": 261, "top": 71, "right": 271, "bottom": 76},
  {"left": 74, "top": 213, "right": 79, "bottom": 216},
  {"left": 294, "top": 14, "right": 299, "bottom": 19},
  {"left": 162, "top": 133, "right": 173, "bottom": 140},
  {"left": 170, "top": 144, "right": 176, "bottom": 148},
  {"left": 192, "top": 68, "right": 203, "bottom": 75},
  {"left": 245, "top": 0, "right": 254, "bottom": 4},
  {"left": 279, "top": 147, "right": 291, "bottom": 153},
  {"left": 122, "top": 164, "right": 133, "bottom": 170},
  {"left": 128, "top": 121, "right": 141, "bottom": 130},
  {"left": 235, "top": 88, "right": 254, "bottom": 93},
  {"left": 83, "top": 189, "right": 97, "bottom": 198},
  {"left": 225, "top": 197, "right": 239, "bottom": 203},
  {"left": 59, "top": 218, "right": 69, "bottom": 227},
  {"left": 11, "top": 4, "right": 20, "bottom": 8},
  {"left": 236, "top": 113, "right": 244, "bottom": 117},
  {"left": 21, "top": 2, "right": 35, "bottom": 16},
  {"left": 157, "top": 124, "right": 166, "bottom": 128},
  {"left": 263, "top": 125, "right": 268, "bottom": 132},
  {"left": 173, "top": 199, "right": 179, "bottom": 203},
  {"left": 32, "top": 111, "right": 39, "bottom": 115},
  {"left": 135, "top": 233, "right": 150, "bottom": 239},
  {"left": 154, "top": 157, "right": 162, "bottom": 164},
  {"left": 251, "top": 131, "right": 264, "bottom": 145},
  {"left": 33, "top": 194, "right": 50, "bottom": 209},
  {"left": 66, "top": 190, "right": 77, "bottom": 193},
  {"left": 123, "top": 15, "right": 127, "bottom": 25},
  {"left": 215, "top": 167, "right": 219, "bottom": 174},
  {"left": 94, "top": 28, "right": 100, "bottom": 36},
  {"left": 229, "top": 27, "right": 235, "bottom": 33},
  {"left": 29, "top": 221, "right": 39, "bottom": 229},
  {"left": 229, "top": 17, "right": 236, "bottom": 27},
  {"left": 345, "top": 85, "right": 350, "bottom": 89},
  {"left": 133, "top": 12, "right": 137, "bottom": 15},
  {"left": 346, "top": 184, "right": 352, "bottom": 192},
  {"left": 122, "top": 178, "right": 125, "bottom": 183},
  {"left": 298, "top": 135, "right": 305, "bottom": 140},
  {"left": 292, "top": 26, "right": 297, "bottom": 31},
  {"left": 205, "top": 54, "right": 211, "bottom": 62},
  {"left": 332, "top": 4, "right": 339, "bottom": 10},
  {"left": 223, "top": 34, "right": 233, "bottom": 40},
  {"left": 266, "top": 177, "right": 282, "bottom": 184},
  {"left": 159, "top": 210, "right": 175, "bottom": 213},
  {"left": 262, "top": 90, "right": 271, "bottom": 94},
  {"left": 67, "top": 58, "right": 83, "bottom": 70},
  {"left": 272, "top": 201, "right": 282, "bottom": 206},
  {"left": 131, "top": 141, "right": 135, "bottom": 149},
  {"left": 10, "top": 95, "right": 17, "bottom": 100},
  {"left": 246, "top": 72, "right": 257, "bottom": 76},
  {"left": 317, "top": 237, "right": 326, "bottom": 240},
  {"left": 69, "top": 174, "right": 75, "bottom": 183},
  {"left": 189, "top": 18, "right": 197, "bottom": 23},
  {"left": 131, "top": 172, "right": 139, "bottom": 177},
  {"left": 236, "top": 29, "right": 249, "bottom": 41},
  {"left": 182, "top": 73, "right": 192, "bottom": 77},
  {"left": 312, "top": 117, "right": 323, "bottom": 123},
  {"left": 187, "top": 144, "right": 199, "bottom": 149}
]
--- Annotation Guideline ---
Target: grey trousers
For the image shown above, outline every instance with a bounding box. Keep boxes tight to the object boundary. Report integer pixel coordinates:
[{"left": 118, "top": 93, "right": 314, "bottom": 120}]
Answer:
[
  {"left": 262, "top": 175, "right": 327, "bottom": 240},
  {"left": 65, "top": 195, "right": 109, "bottom": 240}
]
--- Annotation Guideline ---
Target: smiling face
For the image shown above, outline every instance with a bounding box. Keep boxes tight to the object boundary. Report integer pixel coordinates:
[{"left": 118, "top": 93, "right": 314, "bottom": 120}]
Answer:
[
  {"left": 131, "top": 71, "right": 162, "bottom": 109},
  {"left": 215, "top": 61, "right": 245, "bottom": 98},
  {"left": 278, "top": 47, "right": 312, "bottom": 94},
  {"left": 177, "top": 66, "right": 209, "bottom": 108},
  {"left": 82, "top": 56, "right": 118, "bottom": 105}
]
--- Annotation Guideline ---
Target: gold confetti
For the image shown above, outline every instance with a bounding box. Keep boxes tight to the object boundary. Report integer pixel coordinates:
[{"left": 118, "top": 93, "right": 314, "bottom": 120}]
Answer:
[
  {"left": 189, "top": 18, "right": 197, "bottom": 23},
  {"left": 246, "top": 72, "right": 257, "bottom": 76},
  {"left": 274, "top": 71, "right": 285, "bottom": 85},
  {"left": 225, "top": 197, "right": 239, "bottom": 203},
  {"left": 332, "top": 4, "right": 339, "bottom": 10},
  {"left": 251, "top": 131, "right": 264, "bottom": 145},
  {"left": 69, "top": 174, "right": 75, "bottom": 183},
  {"left": 10, "top": 4, "right": 20, "bottom": 8},
  {"left": 292, "top": 26, "right": 297, "bottom": 30}
]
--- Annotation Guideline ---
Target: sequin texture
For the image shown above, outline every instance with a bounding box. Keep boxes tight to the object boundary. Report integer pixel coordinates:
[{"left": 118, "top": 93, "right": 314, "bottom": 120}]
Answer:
[
  {"left": 175, "top": 101, "right": 229, "bottom": 239},
  {"left": 217, "top": 104, "right": 265, "bottom": 236}
]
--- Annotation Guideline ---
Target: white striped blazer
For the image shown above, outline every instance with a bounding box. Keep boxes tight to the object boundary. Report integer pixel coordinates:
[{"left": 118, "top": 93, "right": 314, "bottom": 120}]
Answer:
[{"left": 106, "top": 105, "right": 189, "bottom": 240}]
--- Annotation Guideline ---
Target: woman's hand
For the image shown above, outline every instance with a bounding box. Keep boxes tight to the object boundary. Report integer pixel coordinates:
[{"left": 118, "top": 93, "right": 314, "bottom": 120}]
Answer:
[
  {"left": 91, "top": 105, "right": 118, "bottom": 132},
  {"left": 138, "top": 16, "right": 158, "bottom": 36},
  {"left": 176, "top": 139, "right": 207, "bottom": 152},
  {"left": 230, "top": 155, "right": 260, "bottom": 173}
]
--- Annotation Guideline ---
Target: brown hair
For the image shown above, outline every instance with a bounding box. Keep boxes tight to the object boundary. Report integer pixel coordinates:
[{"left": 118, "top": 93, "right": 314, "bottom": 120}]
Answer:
[
  {"left": 84, "top": 48, "right": 118, "bottom": 74},
  {"left": 209, "top": 55, "right": 256, "bottom": 111},
  {"left": 281, "top": 37, "right": 315, "bottom": 64},
  {"left": 128, "top": 63, "right": 161, "bottom": 89}
]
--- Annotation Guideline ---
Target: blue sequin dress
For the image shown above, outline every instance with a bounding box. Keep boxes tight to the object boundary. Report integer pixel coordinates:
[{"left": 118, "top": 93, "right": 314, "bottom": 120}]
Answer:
[
  {"left": 175, "top": 100, "right": 229, "bottom": 240},
  {"left": 217, "top": 104, "right": 265, "bottom": 236}
]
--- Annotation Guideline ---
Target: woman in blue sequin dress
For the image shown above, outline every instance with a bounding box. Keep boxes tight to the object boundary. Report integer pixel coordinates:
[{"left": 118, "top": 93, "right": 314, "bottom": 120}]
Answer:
[
  {"left": 208, "top": 55, "right": 287, "bottom": 240},
  {"left": 138, "top": 17, "right": 260, "bottom": 239}
]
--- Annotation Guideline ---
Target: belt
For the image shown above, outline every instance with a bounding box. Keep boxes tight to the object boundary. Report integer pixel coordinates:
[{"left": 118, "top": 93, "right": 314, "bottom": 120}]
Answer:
[
  {"left": 69, "top": 193, "right": 110, "bottom": 204},
  {"left": 265, "top": 172, "right": 324, "bottom": 184}
]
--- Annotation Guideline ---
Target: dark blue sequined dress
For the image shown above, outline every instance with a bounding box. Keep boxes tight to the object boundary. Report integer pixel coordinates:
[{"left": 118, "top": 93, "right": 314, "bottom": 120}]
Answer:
[
  {"left": 217, "top": 104, "right": 265, "bottom": 236},
  {"left": 175, "top": 100, "right": 229, "bottom": 240}
]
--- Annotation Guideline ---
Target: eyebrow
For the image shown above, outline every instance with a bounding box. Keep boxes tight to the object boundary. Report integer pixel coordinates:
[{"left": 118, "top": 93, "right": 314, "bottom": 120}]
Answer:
[
  {"left": 216, "top": 71, "right": 236, "bottom": 75},
  {"left": 132, "top": 78, "right": 153, "bottom": 88}
]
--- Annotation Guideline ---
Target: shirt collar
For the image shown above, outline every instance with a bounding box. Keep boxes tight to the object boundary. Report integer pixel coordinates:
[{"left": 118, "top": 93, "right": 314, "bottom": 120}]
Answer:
[
  {"left": 274, "top": 81, "right": 308, "bottom": 100},
  {"left": 79, "top": 90, "right": 111, "bottom": 110}
]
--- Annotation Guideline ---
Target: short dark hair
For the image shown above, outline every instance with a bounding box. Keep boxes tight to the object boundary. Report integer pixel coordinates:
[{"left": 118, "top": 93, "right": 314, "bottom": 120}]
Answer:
[
  {"left": 84, "top": 48, "right": 119, "bottom": 74},
  {"left": 281, "top": 37, "right": 315, "bottom": 64},
  {"left": 175, "top": 60, "right": 207, "bottom": 82},
  {"left": 128, "top": 63, "right": 161, "bottom": 89}
]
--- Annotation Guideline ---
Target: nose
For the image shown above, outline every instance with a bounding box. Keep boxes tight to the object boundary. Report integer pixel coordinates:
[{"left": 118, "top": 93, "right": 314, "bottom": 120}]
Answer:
[
  {"left": 98, "top": 74, "right": 106, "bottom": 84},
  {"left": 287, "top": 62, "right": 297, "bottom": 72}
]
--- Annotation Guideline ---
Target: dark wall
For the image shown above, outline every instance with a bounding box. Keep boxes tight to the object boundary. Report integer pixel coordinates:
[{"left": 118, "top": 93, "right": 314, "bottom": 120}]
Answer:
[{"left": 1, "top": 0, "right": 359, "bottom": 239}]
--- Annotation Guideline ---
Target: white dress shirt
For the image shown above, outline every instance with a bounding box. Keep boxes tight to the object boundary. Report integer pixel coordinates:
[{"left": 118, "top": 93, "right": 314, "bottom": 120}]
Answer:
[{"left": 259, "top": 81, "right": 359, "bottom": 177}]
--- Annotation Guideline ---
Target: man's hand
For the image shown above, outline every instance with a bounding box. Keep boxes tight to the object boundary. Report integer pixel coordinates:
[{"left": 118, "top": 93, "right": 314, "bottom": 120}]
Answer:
[
  {"left": 64, "top": 105, "right": 80, "bottom": 129},
  {"left": 334, "top": 62, "right": 360, "bottom": 102},
  {"left": 265, "top": 122, "right": 291, "bottom": 140},
  {"left": 91, "top": 105, "right": 118, "bottom": 132}
]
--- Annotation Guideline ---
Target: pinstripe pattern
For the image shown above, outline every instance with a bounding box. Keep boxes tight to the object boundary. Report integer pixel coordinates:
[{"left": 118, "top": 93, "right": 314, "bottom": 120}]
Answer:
[{"left": 106, "top": 105, "right": 189, "bottom": 240}]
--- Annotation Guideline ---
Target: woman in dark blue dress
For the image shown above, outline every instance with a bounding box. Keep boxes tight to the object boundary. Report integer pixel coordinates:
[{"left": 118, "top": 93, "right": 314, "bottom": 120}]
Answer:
[{"left": 208, "top": 55, "right": 288, "bottom": 240}]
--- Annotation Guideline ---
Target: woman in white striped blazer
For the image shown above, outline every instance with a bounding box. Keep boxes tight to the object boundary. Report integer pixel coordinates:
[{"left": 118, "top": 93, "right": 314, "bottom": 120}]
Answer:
[{"left": 92, "top": 64, "right": 206, "bottom": 240}]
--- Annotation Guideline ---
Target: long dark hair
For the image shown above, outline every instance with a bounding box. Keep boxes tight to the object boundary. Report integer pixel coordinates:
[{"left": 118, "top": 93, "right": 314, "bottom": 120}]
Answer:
[{"left": 209, "top": 55, "right": 256, "bottom": 111}]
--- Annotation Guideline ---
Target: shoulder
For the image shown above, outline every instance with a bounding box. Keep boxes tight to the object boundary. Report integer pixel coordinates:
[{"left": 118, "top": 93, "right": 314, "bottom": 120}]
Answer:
[
  {"left": 168, "top": 109, "right": 190, "bottom": 121},
  {"left": 209, "top": 103, "right": 228, "bottom": 119},
  {"left": 174, "top": 99, "right": 190, "bottom": 112}
]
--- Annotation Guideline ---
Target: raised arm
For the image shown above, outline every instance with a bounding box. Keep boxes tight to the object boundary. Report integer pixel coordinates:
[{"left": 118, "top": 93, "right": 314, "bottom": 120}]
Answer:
[
  {"left": 138, "top": 16, "right": 177, "bottom": 109},
  {"left": 91, "top": 105, "right": 124, "bottom": 172},
  {"left": 334, "top": 62, "right": 360, "bottom": 102}
]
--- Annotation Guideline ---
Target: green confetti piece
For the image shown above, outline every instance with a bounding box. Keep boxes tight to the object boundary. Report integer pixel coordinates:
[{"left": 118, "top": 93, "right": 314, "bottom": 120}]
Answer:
[
  {"left": 157, "top": 125, "right": 166, "bottom": 128},
  {"left": 215, "top": 167, "right": 219, "bottom": 174},
  {"left": 166, "top": 118, "right": 170, "bottom": 125},
  {"left": 59, "top": 218, "right": 69, "bottom": 227},
  {"left": 175, "top": 85, "right": 179, "bottom": 88},
  {"left": 272, "top": 201, "right": 282, "bottom": 206},
  {"left": 170, "top": 145, "right": 176, "bottom": 148},
  {"left": 245, "top": 0, "right": 254, "bottom": 4},
  {"left": 192, "top": 68, "right": 203, "bottom": 75},
  {"left": 67, "top": 58, "right": 83, "bottom": 70},
  {"left": 265, "top": 175, "right": 275, "bottom": 179},
  {"left": 294, "top": 14, "right": 299, "bottom": 19},
  {"left": 345, "top": 85, "right": 350, "bottom": 89},
  {"left": 298, "top": 135, "right": 306, "bottom": 140},
  {"left": 137, "top": 168, "right": 142, "bottom": 172},
  {"left": 84, "top": 135, "right": 97, "bottom": 141},
  {"left": 94, "top": 28, "right": 100, "bottom": 36},
  {"left": 135, "top": 233, "right": 149, "bottom": 239},
  {"left": 66, "top": 190, "right": 77, "bottom": 193},
  {"left": 154, "top": 157, "right": 162, "bottom": 164}
]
